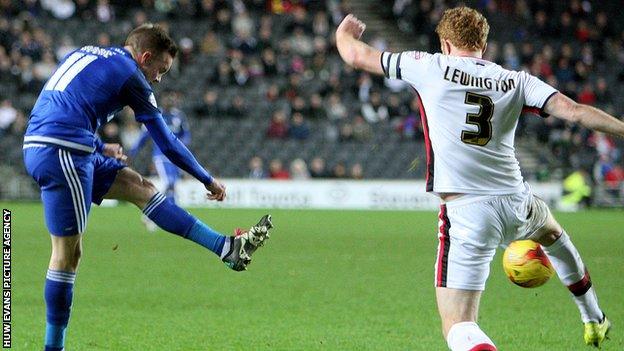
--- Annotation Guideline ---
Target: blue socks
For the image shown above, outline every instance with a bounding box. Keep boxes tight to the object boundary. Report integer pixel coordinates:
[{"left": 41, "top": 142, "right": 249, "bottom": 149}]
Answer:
[
  {"left": 143, "top": 193, "right": 227, "bottom": 256},
  {"left": 187, "top": 221, "right": 227, "bottom": 255},
  {"left": 44, "top": 270, "right": 75, "bottom": 351}
]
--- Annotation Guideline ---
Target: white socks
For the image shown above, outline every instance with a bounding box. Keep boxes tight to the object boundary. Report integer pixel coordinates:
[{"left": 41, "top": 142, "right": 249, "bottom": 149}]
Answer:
[
  {"left": 542, "top": 231, "right": 603, "bottom": 322},
  {"left": 447, "top": 322, "right": 496, "bottom": 351}
]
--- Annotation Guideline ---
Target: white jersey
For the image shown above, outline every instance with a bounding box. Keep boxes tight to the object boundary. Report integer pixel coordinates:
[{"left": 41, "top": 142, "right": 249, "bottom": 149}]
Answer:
[{"left": 381, "top": 51, "right": 557, "bottom": 195}]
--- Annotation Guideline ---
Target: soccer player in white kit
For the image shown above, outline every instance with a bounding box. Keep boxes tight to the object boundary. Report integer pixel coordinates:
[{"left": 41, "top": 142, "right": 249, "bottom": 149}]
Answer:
[{"left": 336, "top": 7, "right": 624, "bottom": 351}]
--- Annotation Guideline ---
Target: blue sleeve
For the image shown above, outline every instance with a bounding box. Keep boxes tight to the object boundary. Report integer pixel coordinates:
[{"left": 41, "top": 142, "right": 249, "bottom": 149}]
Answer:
[
  {"left": 143, "top": 116, "right": 213, "bottom": 185},
  {"left": 120, "top": 69, "right": 161, "bottom": 123},
  {"left": 94, "top": 136, "right": 105, "bottom": 153},
  {"left": 129, "top": 129, "right": 150, "bottom": 158}
]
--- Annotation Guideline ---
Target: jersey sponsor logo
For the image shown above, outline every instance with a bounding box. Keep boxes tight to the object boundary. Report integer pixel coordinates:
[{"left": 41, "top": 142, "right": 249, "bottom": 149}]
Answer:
[{"left": 44, "top": 52, "right": 98, "bottom": 92}]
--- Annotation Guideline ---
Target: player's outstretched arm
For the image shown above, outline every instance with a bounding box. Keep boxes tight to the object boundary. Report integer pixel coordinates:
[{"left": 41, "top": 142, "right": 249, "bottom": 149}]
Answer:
[
  {"left": 336, "top": 14, "right": 384, "bottom": 76},
  {"left": 120, "top": 69, "right": 225, "bottom": 201},
  {"left": 143, "top": 117, "right": 225, "bottom": 201},
  {"left": 544, "top": 92, "right": 624, "bottom": 138}
]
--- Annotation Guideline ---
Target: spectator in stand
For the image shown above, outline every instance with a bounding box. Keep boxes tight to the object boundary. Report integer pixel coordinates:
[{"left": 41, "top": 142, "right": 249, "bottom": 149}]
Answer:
[
  {"left": 308, "top": 93, "right": 326, "bottom": 119},
  {"left": 269, "top": 159, "right": 290, "bottom": 179},
  {"left": 288, "top": 112, "right": 310, "bottom": 140},
  {"left": 210, "top": 61, "right": 234, "bottom": 86},
  {"left": 604, "top": 165, "right": 624, "bottom": 196},
  {"left": 352, "top": 115, "right": 372, "bottom": 141},
  {"left": 232, "top": 9, "right": 254, "bottom": 39},
  {"left": 194, "top": 90, "right": 221, "bottom": 118},
  {"left": 290, "top": 158, "right": 310, "bottom": 180},
  {"left": 96, "top": 0, "right": 114, "bottom": 23},
  {"left": 231, "top": 30, "right": 257, "bottom": 55},
  {"left": 338, "top": 122, "right": 354, "bottom": 142},
  {"left": 387, "top": 94, "right": 409, "bottom": 119},
  {"left": 266, "top": 110, "right": 289, "bottom": 139},
  {"left": 309, "top": 157, "right": 329, "bottom": 178},
  {"left": 361, "top": 91, "right": 389, "bottom": 124},
  {"left": 594, "top": 78, "right": 612, "bottom": 107},
  {"left": 33, "top": 51, "right": 57, "bottom": 82},
  {"left": 284, "top": 73, "right": 303, "bottom": 100},
  {"left": 97, "top": 32, "right": 111, "bottom": 47},
  {"left": 249, "top": 156, "right": 267, "bottom": 179},
  {"left": 326, "top": 93, "right": 347, "bottom": 121},
  {"left": 261, "top": 48, "right": 278, "bottom": 76},
  {"left": 291, "top": 96, "right": 307, "bottom": 115},
  {"left": 225, "top": 95, "right": 248, "bottom": 118},
  {"left": 350, "top": 163, "right": 364, "bottom": 179},
  {"left": 55, "top": 36, "right": 77, "bottom": 61},
  {"left": 396, "top": 112, "right": 421, "bottom": 141},
  {"left": 201, "top": 31, "right": 224, "bottom": 56},
  {"left": 577, "top": 82, "right": 596, "bottom": 105},
  {"left": 588, "top": 131, "right": 618, "bottom": 160},
  {"left": 290, "top": 27, "right": 314, "bottom": 57},
  {"left": 0, "top": 99, "right": 17, "bottom": 136},
  {"left": 178, "top": 37, "right": 195, "bottom": 67},
  {"left": 213, "top": 7, "right": 232, "bottom": 33},
  {"left": 258, "top": 23, "right": 273, "bottom": 51},
  {"left": 331, "top": 162, "right": 347, "bottom": 179}
]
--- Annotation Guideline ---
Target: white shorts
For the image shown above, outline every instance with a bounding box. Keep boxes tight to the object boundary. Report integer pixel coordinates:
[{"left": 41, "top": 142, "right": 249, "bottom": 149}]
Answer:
[{"left": 434, "top": 183, "right": 550, "bottom": 291}]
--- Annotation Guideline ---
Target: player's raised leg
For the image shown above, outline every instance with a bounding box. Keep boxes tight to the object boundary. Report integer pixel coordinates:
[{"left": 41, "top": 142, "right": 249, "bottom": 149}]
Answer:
[
  {"left": 104, "top": 167, "right": 272, "bottom": 270},
  {"left": 531, "top": 209, "right": 610, "bottom": 347}
]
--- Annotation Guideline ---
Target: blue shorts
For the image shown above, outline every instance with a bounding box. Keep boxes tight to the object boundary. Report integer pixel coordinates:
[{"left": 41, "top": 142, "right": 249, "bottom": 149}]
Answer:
[
  {"left": 23, "top": 145, "right": 126, "bottom": 236},
  {"left": 153, "top": 156, "right": 180, "bottom": 189}
]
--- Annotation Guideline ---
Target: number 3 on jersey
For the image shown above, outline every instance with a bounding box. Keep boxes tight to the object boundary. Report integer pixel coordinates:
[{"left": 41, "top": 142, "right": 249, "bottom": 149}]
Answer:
[{"left": 461, "top": 92, "right": 493, "bottom": 146}]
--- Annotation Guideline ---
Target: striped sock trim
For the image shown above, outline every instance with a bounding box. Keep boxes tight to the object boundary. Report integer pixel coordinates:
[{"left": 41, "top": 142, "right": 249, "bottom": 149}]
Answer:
[
  {"left": 46, "top": 270, "right": 76, "bottom": 284},
  {"left": 58, "top": 150, "right": 87, "bottom": 234},
  {"left": 568, "top": 270, "right": 592, "bottom": 296},
  {"left": 468, "top": 343, "right": 497, "bottom": 351},
  {"left": 143, "top": 192, "right": 167, "bottom": 216}
]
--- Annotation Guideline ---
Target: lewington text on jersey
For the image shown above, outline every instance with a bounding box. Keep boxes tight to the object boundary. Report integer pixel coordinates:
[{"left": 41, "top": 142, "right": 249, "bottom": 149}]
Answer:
[{"left": 443, "top": 66, "right": 516, "bottom": 92}]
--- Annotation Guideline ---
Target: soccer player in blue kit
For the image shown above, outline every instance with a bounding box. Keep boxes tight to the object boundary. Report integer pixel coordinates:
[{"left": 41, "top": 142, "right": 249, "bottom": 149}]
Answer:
[
  {"left": 22, "top": 24, "right": 273, "bottom": 351},
  {"left": 130, "top": 90, "right": 190, "bottom": 230},
  {"left": 130, "top": 90, "right": 190, "bottom": 202}
]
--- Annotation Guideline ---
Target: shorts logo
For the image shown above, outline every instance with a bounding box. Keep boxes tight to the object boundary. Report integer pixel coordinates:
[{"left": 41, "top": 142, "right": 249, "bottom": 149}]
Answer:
[{"left": 149, "top": 93, "right": 158, "bottom": 108}]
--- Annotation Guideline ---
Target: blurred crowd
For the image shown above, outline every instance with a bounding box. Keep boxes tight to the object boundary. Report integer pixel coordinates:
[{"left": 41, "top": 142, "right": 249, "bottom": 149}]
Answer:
[
  {"left": 0, "top": 0, "right": 623, "bottom": 195},
  {"left": 247, "top": 155, "right": 363, "bottom": 180}
]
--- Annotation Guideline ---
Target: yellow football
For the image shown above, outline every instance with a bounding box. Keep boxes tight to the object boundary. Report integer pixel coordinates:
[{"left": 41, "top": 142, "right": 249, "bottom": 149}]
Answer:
[{"left": 503, "top": 240, "right": 555, "bottom": 288}]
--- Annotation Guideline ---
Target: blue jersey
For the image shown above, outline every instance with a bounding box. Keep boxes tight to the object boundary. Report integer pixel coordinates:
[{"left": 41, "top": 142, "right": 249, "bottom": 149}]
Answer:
[
  {"left": 23, "top": 45, "right": 213, "bottom": 185},
  {"left": 25, "top": 46, "right": 160, "bottom": 153},
  {"left": 131, "top": 108, "right": 190, "bottom": 159}
]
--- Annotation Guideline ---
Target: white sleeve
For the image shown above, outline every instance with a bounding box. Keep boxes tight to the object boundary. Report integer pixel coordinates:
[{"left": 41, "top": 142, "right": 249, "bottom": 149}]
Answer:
[
  {"left": 380, "top": 51, "right": 431, "bottom": 87},
  {"left": 522, "top": 72, "right": 558, "bottom": 117}
]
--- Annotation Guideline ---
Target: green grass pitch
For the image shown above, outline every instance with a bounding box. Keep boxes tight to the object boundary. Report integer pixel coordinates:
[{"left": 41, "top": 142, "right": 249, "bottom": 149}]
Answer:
[{"left": 3, "top": 202, "right": 623, "bottom": 350}]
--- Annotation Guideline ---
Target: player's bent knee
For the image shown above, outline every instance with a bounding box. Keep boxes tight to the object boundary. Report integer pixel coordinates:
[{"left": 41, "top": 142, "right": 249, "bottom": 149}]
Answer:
[
  {"left": 50, "top": 235, "right": 82, "bottom": 271},
  {"left": 534, "top": 226, "right": 562, "bottom": 246},
  {"left": 50, "top": 248, "right": 81, "bottom": 271},
  {"left": 141, "top": 177, "right": 157, "bottom": 193},
  {"left": 112, "top": 168, "right": 158, "bottom": 207}
]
